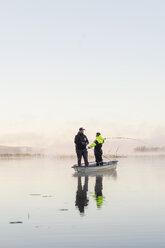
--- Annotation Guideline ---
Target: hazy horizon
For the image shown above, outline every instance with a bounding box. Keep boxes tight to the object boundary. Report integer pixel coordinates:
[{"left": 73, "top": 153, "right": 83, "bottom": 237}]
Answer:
[{"left": 0, "top": 0, "right": 165, "bottom": 153}]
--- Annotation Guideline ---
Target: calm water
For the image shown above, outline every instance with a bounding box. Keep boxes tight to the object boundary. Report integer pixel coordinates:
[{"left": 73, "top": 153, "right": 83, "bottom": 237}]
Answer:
[{"left": 0, "top": 156, "right": 165, "bottom": 248}]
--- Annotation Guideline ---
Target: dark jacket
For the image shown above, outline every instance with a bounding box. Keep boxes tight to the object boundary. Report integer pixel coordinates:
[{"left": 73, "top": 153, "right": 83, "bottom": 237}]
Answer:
[
  {"left": 94, "top": 141, "right": 103, "bottom": 151},
  {"left": 74, "top": 132, "right": 89, "bottom": 150}
]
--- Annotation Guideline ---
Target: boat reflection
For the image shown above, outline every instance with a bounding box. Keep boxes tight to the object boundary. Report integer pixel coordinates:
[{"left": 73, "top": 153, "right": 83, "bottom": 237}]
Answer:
[{"left": 75, "top": 169, "right": 117, "bottom": 215}]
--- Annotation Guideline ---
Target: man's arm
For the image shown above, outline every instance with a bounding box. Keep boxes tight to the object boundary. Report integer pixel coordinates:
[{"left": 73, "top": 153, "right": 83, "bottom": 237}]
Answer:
[
  {"left": 86, "top": 136, "right": 89, "bottom": 145},
  {"left": 89, "top": 140, "right": 98, "bottom": 148},
  {"left": 74, "top": 135, "right": 78, "bottom": 144}
]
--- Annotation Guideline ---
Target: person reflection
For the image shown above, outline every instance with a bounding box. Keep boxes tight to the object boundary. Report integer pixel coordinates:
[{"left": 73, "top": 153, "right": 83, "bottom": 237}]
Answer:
[
  {"left": 75, "top": 176, "right": 89, "bottom": 214},
  {"left": 93, "top": 176, "right": 104, "bottom": 208}
]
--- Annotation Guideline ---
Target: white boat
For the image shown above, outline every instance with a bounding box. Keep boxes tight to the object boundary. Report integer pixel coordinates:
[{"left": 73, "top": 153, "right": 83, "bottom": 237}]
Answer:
[{"left": 72, "top": 160, "right": 118, "bottom": 173}]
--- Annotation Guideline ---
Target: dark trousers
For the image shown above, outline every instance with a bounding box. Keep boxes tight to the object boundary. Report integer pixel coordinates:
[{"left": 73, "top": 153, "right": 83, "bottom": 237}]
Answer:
[
  {"left": 76, "top": 149, "right": 89, "bottom": 166},
  {"left": 94, "top": 149, "right": 103, "bottom": 165}
]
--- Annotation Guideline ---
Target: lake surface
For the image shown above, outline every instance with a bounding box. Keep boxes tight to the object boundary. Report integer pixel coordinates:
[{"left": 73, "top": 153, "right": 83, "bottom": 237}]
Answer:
[{"left": 0, "top": 156, "right": 165, "bottom": 248}]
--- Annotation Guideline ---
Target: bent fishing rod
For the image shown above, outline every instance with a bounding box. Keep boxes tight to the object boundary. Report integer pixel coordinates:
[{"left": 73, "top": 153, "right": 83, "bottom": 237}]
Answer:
[
  {"left": 105, "top": 137, "right": 149, "bottom": 145},
  {"left": 105, "top": 137, "right": 141, "bottom": 141}
]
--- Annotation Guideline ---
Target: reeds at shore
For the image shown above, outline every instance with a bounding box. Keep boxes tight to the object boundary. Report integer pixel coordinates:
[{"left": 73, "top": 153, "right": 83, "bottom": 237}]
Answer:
[{"left": 0, "top": 153, "right": 126, "bottom": 159}]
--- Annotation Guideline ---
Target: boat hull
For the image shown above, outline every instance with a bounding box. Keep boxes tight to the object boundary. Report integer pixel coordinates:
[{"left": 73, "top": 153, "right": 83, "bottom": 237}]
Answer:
[{"left": 72, "top": 160, "right": 118, "bottom": 173}]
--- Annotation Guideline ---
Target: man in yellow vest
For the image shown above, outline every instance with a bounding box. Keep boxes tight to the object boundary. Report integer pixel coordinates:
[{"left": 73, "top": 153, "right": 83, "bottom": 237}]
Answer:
[{"left": 88, "top": 133, "right": 105, "bottom": 166}]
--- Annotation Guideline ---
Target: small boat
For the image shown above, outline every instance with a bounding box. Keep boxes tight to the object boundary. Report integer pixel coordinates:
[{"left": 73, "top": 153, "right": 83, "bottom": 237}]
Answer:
[{"left": 72, "top": 160, "right": 118, "bottom": 173}]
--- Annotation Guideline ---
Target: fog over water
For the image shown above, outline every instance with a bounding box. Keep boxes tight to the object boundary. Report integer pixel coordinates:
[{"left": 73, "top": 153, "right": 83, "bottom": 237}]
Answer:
[
  {"left": 0, "top": 156, "right": 165, "bottom": 248},
  {"left": 0, "top": 0, "right": 165, "bottom": 153},
  {"left": 0, "top": 1, "right": 164, "bottom": 247}
]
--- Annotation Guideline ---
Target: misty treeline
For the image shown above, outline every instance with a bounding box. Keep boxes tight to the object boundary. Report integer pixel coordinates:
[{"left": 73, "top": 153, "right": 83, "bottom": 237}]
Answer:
[{"left": 134, "top": 146, "right": 165, "bottom": 152}]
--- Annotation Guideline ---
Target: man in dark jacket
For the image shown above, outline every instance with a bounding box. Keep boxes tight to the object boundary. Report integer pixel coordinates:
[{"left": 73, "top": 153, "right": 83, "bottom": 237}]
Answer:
[{"left": 74, "top": 128, "right": 89, "bottom": 166}]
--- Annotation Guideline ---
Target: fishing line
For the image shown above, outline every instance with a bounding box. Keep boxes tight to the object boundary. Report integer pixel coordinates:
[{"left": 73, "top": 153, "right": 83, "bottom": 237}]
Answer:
[
  {"left": 105, "top": 136, "right": 149, "bottom": 147},
  {"left": 105, "top": 136, "right": 150, "bottom": 155},
  {"left": 103, "top": 146, "right": 119, "bottom": 161}
]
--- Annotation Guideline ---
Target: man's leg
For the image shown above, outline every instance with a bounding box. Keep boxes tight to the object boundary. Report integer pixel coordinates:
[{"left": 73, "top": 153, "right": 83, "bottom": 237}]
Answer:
[
  {"left": 94, "top": 150, "right": 100, "bottom": 165},
  {"left": 82, "top": 149, "right": 89, "bottom": 166},
  {"left": 76, "top": 150, "right": 82, "bottom": 166},
  {"left": 99, "top": 149, "right": 103, "bottom": 165}
]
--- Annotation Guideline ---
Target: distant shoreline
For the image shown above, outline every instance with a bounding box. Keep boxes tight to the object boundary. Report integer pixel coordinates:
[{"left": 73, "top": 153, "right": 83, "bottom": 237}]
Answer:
[
  {"left": 0, "top": 153, "right": 165, "bottom": 160},
  {"left": 0, "top": 153, "right": 126, "bottom": 159},
  {"left": 0, "top": 153, "right": 44, "bottom": 159}
]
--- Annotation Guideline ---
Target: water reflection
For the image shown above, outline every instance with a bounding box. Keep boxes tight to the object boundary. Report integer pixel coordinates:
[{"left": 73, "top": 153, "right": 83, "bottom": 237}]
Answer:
[
  {"left": 94, "top": 176, "right": 103, "bottom": 208},
  {"left": 75, "top": 169, "right": 117, "bottom": 214},
  {"left": 75, "top": 176, "right": 89, "bottom": 214}
]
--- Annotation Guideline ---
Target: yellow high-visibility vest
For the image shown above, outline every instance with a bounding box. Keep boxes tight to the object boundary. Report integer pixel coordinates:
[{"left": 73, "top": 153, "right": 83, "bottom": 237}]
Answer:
[{"left": 89, "top": 135, "right": 105, "bottom": 148}]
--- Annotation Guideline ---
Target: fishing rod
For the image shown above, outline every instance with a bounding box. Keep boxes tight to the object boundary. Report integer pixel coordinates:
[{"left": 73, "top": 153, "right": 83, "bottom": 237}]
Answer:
[
  {"left": 105, "top": 137, "right": 142, "bottom": 141},
  {"left": 115, "top": 146, "right": 119, "bottom": 156},
  {"left": 103, "top": 154, "right": 111, "bottom": 161},
  {"left": 105, "top": 137, "right": 149, "bottom": 146}
]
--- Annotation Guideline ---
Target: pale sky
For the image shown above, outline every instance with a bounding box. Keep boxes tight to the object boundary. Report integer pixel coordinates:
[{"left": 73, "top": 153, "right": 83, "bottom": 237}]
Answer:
[{"left": 0, "top": 0, "right": 165, "bottom": 151}]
